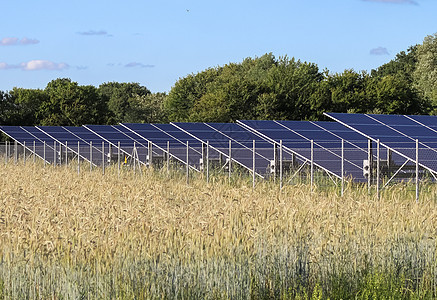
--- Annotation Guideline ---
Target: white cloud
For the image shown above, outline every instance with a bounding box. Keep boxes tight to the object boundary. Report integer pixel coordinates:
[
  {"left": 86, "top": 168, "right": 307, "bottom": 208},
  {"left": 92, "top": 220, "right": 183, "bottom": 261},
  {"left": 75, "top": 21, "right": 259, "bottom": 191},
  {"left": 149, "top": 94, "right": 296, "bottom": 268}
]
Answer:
[
  {"left": 20, "top": 37, "right": 40, "bottom": 45},
  {"left": 125, "top": 62, "right": 155, "bottom": 68},
  {"left": 77, "top": 30, "right": 111, "bottom": 36},
  {"left": 370, "top": 47, "right": 390, "bottom": 55},
  {"left": 0, "top": 60, "right": 69, "bottom": 71},
  {"left": 0, "top": 37, "right": 40, "bottom": 46},
  {"left": 0, "top": 62, "right": 19, "bottom": 69},
  {"left": 21, "top": 60, "right": 69, "bottom": 71},
  {"left": 0, "top": 37, "right": 19, "bottom": 46}
]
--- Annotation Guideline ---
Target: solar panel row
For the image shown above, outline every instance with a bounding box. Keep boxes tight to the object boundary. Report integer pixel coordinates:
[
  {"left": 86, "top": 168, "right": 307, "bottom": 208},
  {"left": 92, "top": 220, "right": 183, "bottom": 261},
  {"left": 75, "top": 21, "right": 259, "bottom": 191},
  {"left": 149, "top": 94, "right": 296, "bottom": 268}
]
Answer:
[
  {"left": 325, "top": 113, "right": 437, "bottom": 177},
  {"left": 2, "top": 113, "right": 437, "bottom": 182}
]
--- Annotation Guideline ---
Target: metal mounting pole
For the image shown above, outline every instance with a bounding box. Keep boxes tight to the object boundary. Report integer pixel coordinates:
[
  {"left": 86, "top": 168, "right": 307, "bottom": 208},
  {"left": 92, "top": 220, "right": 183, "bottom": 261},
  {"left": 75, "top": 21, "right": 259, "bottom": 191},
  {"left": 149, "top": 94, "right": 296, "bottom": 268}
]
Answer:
[
  {"left": 102, "top": 141, "right": 105, "bottom": 175},
  {"left": 118, "top": 141, "right": 120, "bottom": 178},
  {"left": 43, "top": 141, "right": 46, "bottom": 167},
  {"left": 77, "top": 141, "right": 80, "bottom": 174},
  {"left": 341, "top": 139, "right": 344, "bottom": 197},
  {"left": 5, "top": 141, "right": 8, "bottom": 164},
  {"left": 167, "top": 141, "right": 170, "bottom": 174},
  {"left": 310, "top": 140, "right": 314, "bottom": 192},
  {"left": 53, "top": 141, "right": 56, "bottom": 167},
  {"left": 65, "top": 141, "right": 68, "bottom": 166},
  {"left": 368, "top": 139, "right": 371, "bottom": 193},
  {"left": 133, "top": 142, "right": 136, "bottom": 174},
  {"left": 252, "top": 140, "right": 255, "bottom": 189},
  {"left": 416, "top": 139, "right": 419, "bottom": 203},
  {"left": 376, "top": 139, "right": 380, "bottom": 199},
  {"left": 148, "top": 141, "right": 153, "bottom": 168},
  {"left": 228, "top": 140, "right": 232, "bottom": 183},
  {"left": 90, "top": 141, "right": 93, "bottom": 172},
  {"left": 280, "top": 140, "right": 283, "bottom": 190},
  {"left": 273, "top": 143, "right": 277, "bottom": 183},
  {"left": 33, "top": 140, "right": 36, "bottom": 164},
  {"left": 206, "top": 141, "right": 209, "bottom": 184},
  {"left": 14, "top": 140, "right": 17, "bottom": 165},
  {"left": 186, "top": 141, "right": 189, "bottom": 185},
  {"left": 23, "top": 141, "right": 26, "bottom": 165}
]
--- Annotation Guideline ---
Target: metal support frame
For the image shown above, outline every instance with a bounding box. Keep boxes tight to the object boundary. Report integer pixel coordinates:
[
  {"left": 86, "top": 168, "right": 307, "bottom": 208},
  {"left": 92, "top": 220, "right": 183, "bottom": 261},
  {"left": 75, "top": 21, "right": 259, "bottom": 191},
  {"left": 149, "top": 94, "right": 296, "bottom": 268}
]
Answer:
[
  {"left": 206, "top": 141, "right": 210, "bottom": 184},
  {"left": 252, "top": 140, "right": 255, "bottom": 189},
  {"left": 167, "top": 141, "right": 170, "bottom": 173},
  {"left": 4, "top": 141, "right": 7, "bottom": 164},
  {"left": 65, "top": 141, "right": 68, "bottom": 166},
  {"left": 341, "top": 139, "right": 344, "bottom": 196},
  {"left": 273, "top": 142, "right": 277, "bottom": 183},
  {"left": 90, "top": 141, "right": 93, "bottom": 172},
  {"left": 149, "top": 141, "right": 152, "bottom": 168},
  {"left": 186, "top": 141, "right": 189, "bottom": 185},
  {"left": 310, "top": 140, "right": 314, "bottom": 192},
  {"left": 368, "top": 139, "right": 372, "bottom": 193},
  {"left": 43, "top": 141, "right": 46, "bottom": 167},
  {"left": 228, "top": 140, "right": 232, "bottom": 183},
  {"left": 376, "top": 139, "right": 380, "bottom": 199},
  {"left": 53, "top": 141, "right": 56, "bottom": 167},
  {"left": 133, "top": 142, "right": 136, "bottom": 174},
  {"left": 102, "top": 141, "right": 105, "bottom": 175},
  {"left": 382, "top": 159, "right": 410, "bottom": 189},
  {"left": 118, "top": 141, "right": 121, "bottom": 178},
  {"left": 77, "top": 141, "right": 80, "bottom": 174},
  {"left": 416, "top": 139, "right": 419, "bottom": 203},
  {"left": 23, "top": 141, "right": 26, "bottom": 165},
  {"left": 280, "top": 140, "right": 283, "bottom": 190},
  {"left": 14, "top": 140, "right": 17, "bottom": 165}
]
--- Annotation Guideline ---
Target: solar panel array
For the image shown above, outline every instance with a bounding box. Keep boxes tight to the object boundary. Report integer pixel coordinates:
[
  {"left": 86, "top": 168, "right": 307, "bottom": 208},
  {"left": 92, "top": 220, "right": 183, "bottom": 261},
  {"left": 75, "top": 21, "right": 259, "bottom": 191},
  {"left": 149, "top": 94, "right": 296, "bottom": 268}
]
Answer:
[
  {"left": 325, "top": 113, "right": 437, "bottom": 177},
  {"left": 2, "top": 112, "right": 437, "bottom": 182},
  {"left": 238, "top": 120, "right": 368, "bottom": 181}
]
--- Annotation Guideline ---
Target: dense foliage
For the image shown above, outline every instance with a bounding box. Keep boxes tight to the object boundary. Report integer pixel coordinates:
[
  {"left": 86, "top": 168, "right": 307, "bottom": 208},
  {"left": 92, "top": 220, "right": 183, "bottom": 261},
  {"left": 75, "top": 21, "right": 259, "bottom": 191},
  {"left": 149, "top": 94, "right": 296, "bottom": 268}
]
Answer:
[{"left": 1, "top": 33, "right": 437, "bottom": 128}]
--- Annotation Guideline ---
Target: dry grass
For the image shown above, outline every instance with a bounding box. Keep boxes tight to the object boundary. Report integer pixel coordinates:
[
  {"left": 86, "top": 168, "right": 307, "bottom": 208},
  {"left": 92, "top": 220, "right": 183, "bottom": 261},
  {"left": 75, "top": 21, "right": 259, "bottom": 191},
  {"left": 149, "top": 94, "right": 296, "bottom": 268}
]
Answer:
[{"left": 0, "top": 161, "right": 436, "bottom": 299}]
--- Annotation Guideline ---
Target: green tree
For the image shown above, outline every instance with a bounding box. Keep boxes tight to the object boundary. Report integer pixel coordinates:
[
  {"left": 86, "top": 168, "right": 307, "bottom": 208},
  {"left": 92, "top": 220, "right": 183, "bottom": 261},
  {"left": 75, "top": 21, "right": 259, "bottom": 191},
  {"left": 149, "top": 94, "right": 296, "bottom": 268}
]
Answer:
[
  {"left": 43, "top": 78, "right": 107, "bottom": 126},
  {"left": 366, "top": 74, "right": 429, "bottom": 115},
  {"left": 8, "top": 88, "right": 49, "bottom": 125},
  {"left": 165, "top": 53, "right": 325, "bottom": 122},
  {"left": 98, "top": 82, "right": 151, "bottom": 123},
  {"left": 165, "top": 68, "right": 221, "bottom": 121},
  {"left": 371, "top": 45, "right": 417, "bottom": 82},
  {"left": 260, "top": 56, "right": 324, "bottom": 120},
  {"left": 325, "top": 70, "right": 370, "bottom": 113},
  {"left": 127, "top": 92, "right": 168, "bottom": 123},
  {"left": 413, "top": 33, "right": 437, "bottom": 109},
  {"left": 0, "top": 90, "right": 12, "bottom": 125}
]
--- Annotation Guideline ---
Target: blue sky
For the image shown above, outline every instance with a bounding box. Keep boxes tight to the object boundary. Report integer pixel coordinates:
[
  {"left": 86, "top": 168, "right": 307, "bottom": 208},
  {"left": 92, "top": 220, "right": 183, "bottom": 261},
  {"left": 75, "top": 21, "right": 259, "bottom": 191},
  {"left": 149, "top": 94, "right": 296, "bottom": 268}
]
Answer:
[{"left": 1, "top": 0, "right": 436, "bottom": 93}]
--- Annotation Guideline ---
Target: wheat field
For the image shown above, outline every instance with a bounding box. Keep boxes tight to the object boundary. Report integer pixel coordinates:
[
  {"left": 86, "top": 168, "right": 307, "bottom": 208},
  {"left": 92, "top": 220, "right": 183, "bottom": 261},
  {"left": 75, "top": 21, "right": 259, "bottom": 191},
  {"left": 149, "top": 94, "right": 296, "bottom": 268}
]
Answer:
[{"left": 0, "top": 160, "right": 436, "bottom": 299}]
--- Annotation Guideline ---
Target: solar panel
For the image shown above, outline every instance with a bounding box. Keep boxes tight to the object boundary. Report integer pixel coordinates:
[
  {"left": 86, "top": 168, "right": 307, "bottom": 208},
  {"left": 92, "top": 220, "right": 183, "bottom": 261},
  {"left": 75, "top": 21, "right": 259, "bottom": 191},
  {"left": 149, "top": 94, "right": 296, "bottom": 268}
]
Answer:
[
  {"left": 36, "top": 126, "right": 103, "bottom": 165},
  {"left": 84, "top": 125, "right": 155, "bottom": 166},
  {"left": 325, "top": 113, "right": 437, "bottom": 176},
  {"left": 238, "top": 120, "right": 369, "bottom": 181},
  {"left": 120, "top": 123, "right": 202, "bottom": 171},
  {"left": 172, "top": 122, "right": 274, "bottom": 177},
  {"left": 0, "top": 126, "right": 57, "bottom": 163}
]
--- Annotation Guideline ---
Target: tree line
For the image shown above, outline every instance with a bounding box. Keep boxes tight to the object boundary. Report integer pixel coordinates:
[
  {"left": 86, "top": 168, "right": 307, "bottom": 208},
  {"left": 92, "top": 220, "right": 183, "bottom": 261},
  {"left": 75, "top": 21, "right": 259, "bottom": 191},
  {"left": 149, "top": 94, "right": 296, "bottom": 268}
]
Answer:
[{"left": 1, "top": 33, "right": 436, "bottom": 128}]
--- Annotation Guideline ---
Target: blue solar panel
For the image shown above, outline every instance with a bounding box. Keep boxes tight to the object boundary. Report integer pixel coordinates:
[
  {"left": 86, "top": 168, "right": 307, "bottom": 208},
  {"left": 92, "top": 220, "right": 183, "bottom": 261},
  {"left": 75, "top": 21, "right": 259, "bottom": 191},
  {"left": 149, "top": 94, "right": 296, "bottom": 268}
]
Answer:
[
  {"left": 0, "top": 126, "right": 44, "bottom": 146},
  {"left": 121, "top": 123, "right": 202, "bottom": 170},
  {"left": 172, "top": 122, "right": 274, "bottom": 176},
  {"left": 0, "top": 126, "right": 58, "bottom": 163},
  {"left": 238, "top": 120, "right": 369, "bottom": 181},
  {"left": 325, "top": 113, "right": 437, "bottom": 175}
]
